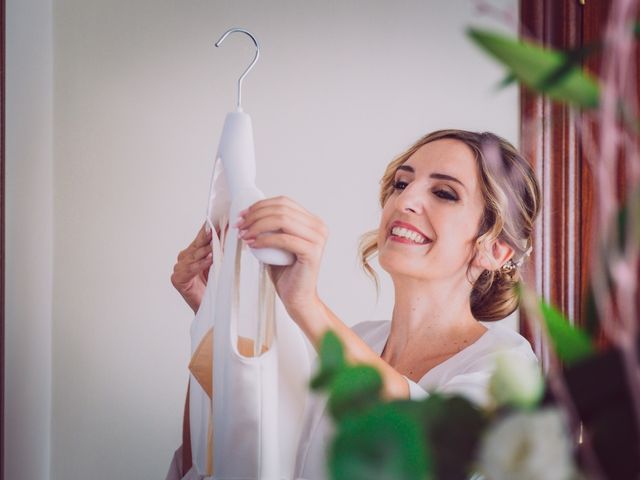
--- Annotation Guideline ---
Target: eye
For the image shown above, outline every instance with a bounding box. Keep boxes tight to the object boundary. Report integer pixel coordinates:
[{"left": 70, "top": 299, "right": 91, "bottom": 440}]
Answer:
[
  {"left": 433, "top": 189, "right": 458, "bottom": 202},
  {"left": 393, "top": 179, "right": 459, "bottom": 202},
  {"left": 393, "top": 180, "right": 408, "bottom": 191}
]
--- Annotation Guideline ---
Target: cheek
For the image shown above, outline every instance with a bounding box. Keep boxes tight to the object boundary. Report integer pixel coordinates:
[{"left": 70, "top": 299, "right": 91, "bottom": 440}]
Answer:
[
  {"left": 377, "top": 200, "right": 393, "bottom": 235},
  {"left": 432, "top": 208, "right": 481, "bottom": 250}
]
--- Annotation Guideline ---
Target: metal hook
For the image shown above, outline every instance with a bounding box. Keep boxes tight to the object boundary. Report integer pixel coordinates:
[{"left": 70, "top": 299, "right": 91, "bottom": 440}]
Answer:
[{"left": 215, "top": 28, "right": 260, "bottom": 111}]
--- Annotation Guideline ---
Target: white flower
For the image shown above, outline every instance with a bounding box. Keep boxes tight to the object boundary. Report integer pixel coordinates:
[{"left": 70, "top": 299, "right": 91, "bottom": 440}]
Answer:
[
  {"left": 478, "top": 408, "right": 576, "bottom": 480},
  {"left": 489, "top": 353, "right": 543, "bottom": 409}
]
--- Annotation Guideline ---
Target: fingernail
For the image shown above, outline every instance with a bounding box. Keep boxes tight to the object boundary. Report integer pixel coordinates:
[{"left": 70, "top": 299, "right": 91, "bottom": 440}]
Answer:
[
  {"left": 238, "top": 229, "right": 247, "bottom": 238},
  {"left": 245, "top": 238, "right": 255, "bottom": 244}
]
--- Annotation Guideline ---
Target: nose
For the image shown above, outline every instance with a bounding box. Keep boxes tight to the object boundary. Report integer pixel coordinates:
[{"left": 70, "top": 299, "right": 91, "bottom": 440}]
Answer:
[{"left": 395, "top": 183, "right": 424, "bottom": 215}]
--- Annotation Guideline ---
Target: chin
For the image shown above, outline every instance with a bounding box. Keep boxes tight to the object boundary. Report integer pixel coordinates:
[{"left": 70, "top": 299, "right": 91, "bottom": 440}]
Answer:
[{"left": 379, "top": 249, "right": 419, "bottom": 277}]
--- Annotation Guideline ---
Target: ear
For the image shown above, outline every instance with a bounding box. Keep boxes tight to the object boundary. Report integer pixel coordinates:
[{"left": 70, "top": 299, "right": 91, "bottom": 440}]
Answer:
[{"left": 473, "top": 237, "right": 515, "bottom": 272}]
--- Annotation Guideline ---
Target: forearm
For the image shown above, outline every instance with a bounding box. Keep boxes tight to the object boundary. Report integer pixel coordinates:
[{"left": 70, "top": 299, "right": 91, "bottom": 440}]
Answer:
[{"left": 287, "top": 297, "right": 409, "bottom": 400}]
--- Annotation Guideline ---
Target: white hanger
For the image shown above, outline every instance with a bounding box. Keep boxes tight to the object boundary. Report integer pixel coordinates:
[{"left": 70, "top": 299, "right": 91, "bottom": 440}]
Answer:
[{"left": 213, "top": 28, "right": 295, "bottom": 266}]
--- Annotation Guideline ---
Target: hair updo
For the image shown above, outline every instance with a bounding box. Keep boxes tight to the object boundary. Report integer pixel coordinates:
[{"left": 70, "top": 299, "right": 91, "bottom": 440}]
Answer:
[{"left": 358, "top": 129, "right": 541, "bottom": 322}]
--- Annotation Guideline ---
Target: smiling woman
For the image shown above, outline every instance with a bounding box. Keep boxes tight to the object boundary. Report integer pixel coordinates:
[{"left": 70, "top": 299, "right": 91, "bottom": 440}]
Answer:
[
  {"left": 361, "top": 129, "right": 541, "bottom": 322},
  {"left": 2, "top": 0, "right": 535, "bottom": 477},
  {"left": 170, "top": 128, "right": 543, "bottom": 479}
]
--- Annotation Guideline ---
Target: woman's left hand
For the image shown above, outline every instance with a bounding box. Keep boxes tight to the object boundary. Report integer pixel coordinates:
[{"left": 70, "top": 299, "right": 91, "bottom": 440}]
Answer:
[{"left": 235, "top": 196, "right": 328, "bottom": 316}]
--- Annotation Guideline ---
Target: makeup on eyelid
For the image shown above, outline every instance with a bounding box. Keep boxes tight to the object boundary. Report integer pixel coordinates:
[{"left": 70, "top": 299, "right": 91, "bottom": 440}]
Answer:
[{"left": 392, "top": 180, "right": 459, "bottom": 202}]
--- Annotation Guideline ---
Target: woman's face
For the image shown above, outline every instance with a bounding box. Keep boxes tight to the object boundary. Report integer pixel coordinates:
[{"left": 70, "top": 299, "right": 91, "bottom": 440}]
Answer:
[{"left": 378, "top": 138, "right": 486, "bottom": 283}]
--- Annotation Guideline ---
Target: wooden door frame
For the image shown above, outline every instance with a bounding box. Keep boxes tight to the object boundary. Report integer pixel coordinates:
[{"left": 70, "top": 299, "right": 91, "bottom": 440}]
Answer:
[
  {"left": 519, "top": 1, "right": 635, "bottom": 354},
  {"left": 518, "top": 0, "right": 586, "bottom": 360}
]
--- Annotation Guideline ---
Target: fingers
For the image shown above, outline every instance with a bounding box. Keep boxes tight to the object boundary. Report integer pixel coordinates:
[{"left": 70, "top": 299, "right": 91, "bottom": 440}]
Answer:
[
  {"left": 171, "top": 255, "right": 212, "bottom": 294},
  {"left": 239, "top": 208, "right": 325, "bottom": 244},
  {"left": 191, "top": 223, "right": 213, "bottom": 249},
  {"left": 233, "top": 196, "right": 328, "bottom": 264},
  {"left": 198, "top": 257, "right": 213, "bottom": 284},
  {"left": 179, "top": 242, "right": 212, "bottom": 262},
  {"left": 242, "top": 195, "right": 309, "bottom": 218},
  {"left": 194, "top": 244, "right": 213, "bottom": 260},
  {"left": 179, "top": 221, "right": 217, "bottom": 262},
  {"left": 244, "top": 231, "right": 321, "bottom": 262},
  {"left": 172, "top": 224, "right": 215, "bottom": 288},
  {"left": 237, "top": 196, "right": 328, "bottom": 241},
  {"left": 173, "top": 251, "right": 213, "bottom": 280}
]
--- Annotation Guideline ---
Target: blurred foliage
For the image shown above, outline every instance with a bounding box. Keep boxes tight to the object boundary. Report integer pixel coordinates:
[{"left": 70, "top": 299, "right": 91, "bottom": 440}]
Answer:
[
  {"left": 539, "top": 299, "right": 595, "bottom": 365},
  {"left": 467, "top": 23, "right": 640, "bottom": 478},
  {"left": 310, "top": 328, "right": 346, "bottom": 390},
  {"left": 312, "top": 331, "right": 486, "bottom": 480},
  {"left": 467, "top": 28, "right": 600, "bottom": 109},
  {"left": 419, "top": 395, "right": 487, "bottom": 479},
  {"left": 583, "top": 186, "right": 640, "bottom": 337},
  {"left": 328, "top": 365, "right": 382, "bottom": 421},
  {"left": 615, "top": 186, "right": 640, "bottom": 251},
  {"left": 330, "top": 401, "right": 430, "bottom": 480}
]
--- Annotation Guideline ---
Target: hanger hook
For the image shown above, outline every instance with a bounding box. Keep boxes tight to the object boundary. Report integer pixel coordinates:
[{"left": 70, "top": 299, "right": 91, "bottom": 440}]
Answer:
[{"left": 215, "top": 28, "right": 260, "bottom": 111}]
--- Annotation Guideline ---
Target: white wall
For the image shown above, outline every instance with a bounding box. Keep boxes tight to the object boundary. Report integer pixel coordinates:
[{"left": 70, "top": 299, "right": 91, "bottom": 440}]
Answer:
[
  {"left": 5, "top": 0, "right": 53, "bottom": 479},
  {"left": 7, "top": 1, "right": 519, "bottom": 479}
]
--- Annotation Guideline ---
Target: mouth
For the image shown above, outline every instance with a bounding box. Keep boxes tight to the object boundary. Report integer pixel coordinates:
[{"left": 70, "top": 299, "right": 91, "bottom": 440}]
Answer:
[{"left": 388, "top": 221, "right": 432, "bottom": 246}]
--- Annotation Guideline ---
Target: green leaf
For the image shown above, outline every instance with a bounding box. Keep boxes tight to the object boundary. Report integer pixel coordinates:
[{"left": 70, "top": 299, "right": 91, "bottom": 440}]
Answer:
[
  {"left": 328, "top": 365, "right": 383, "bottom": 421},
  {"left": 495, "top": 72, "right": 517, "bottom": 91},
  {"left": 537, "top": 42, "right": 601, "bottom": 91},
  {"left": 330, "top": 402, "right": 431, "bottom": 480},
  {"left": 539, "top": 300, "right": 595, "bottom": 365},
  {"left": 467, "top": 27, "right": 600, "bottom": 109},
  {"left": 311, "top": 330, "right": 346, "bottom": 390},
  {"left": 419, "top": 395, "right": 486, "bottom": 479}
]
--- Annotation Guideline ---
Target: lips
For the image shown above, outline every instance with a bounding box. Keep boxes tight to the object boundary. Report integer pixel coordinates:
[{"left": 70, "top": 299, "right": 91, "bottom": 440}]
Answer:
[{"left": 388, "top": 220, "right": 432, "bottom": 242}]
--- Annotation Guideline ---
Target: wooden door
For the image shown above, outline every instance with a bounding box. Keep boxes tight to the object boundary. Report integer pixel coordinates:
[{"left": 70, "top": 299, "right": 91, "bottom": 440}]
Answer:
[{"left": 519, "top": 0, "right": 640, "bottom": 355}]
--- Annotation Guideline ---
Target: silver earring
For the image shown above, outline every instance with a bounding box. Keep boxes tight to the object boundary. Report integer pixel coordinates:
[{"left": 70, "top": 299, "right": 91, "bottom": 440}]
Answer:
[{"left": 500, "top": 260, "right": 516, "bottom": 274}]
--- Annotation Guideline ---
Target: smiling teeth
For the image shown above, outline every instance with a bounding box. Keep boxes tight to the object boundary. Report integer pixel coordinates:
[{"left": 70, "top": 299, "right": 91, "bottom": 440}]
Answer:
[{"left": 391, "top": 227, "right": 428, "bottom": 244}]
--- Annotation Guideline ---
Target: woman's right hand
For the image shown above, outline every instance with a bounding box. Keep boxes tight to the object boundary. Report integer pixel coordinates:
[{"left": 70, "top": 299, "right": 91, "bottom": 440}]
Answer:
[{"left": 171, "top": 223, "right": 216, "bottom": 313}]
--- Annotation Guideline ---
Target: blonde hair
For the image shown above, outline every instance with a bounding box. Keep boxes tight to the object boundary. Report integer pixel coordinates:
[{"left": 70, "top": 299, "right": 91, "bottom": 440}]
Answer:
[{"left": 358, "top": 129, "right": 541, "bottom": 321}]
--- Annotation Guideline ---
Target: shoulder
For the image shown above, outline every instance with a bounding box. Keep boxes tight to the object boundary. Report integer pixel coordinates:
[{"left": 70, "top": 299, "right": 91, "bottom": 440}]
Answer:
[
  {"left": 427, "top": 324, "right": 538, "bottom": 386},
  {"left": 428, "top": 325, "right": 538, "bottom": 406},
  {"left": 482, "top": 324, "right": 537, "bottom": 356},
  {"left": 463, "top": 324, "right": 539, "bottom": 371}
]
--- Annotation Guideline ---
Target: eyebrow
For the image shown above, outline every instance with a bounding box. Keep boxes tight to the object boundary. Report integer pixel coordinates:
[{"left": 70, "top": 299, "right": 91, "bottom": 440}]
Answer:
[{"left": 395, "top": 165, "right": 467, "bottom": 190}]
